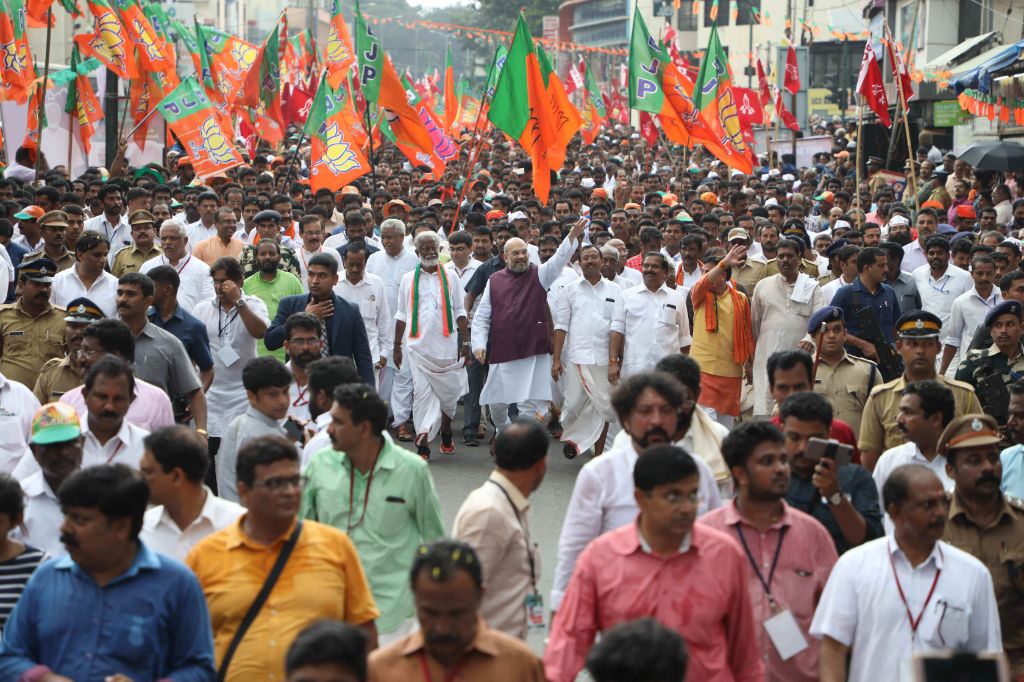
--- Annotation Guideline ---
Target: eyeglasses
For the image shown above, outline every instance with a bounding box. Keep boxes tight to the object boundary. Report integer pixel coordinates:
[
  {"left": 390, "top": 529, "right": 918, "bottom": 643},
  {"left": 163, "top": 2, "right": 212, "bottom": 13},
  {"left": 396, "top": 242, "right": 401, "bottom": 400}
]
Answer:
[
  {"left": 660, "top": 490, "right": 704, "bottom": 507},
  {"left": 253, "top": 475, "right": 308, "bottom": 492}
]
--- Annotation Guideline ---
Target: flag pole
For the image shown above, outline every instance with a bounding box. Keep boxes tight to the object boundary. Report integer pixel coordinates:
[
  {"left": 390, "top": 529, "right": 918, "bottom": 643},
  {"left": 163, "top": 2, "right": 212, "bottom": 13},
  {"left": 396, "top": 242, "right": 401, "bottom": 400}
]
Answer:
[
  {"left": 277, "top": 130, "right": 308, "bottom": 192},
  {"left": 854, "top": 93, "right": 864, "bottom": 230},
  {"left": 126, "top": 105, "right": 160, "bottom": 140},
  {"left": 33, "top": 8, "right": 54, "bottom": 186},
  {"left": 447, "top": 88, "right": 493, "bottom": 235}
]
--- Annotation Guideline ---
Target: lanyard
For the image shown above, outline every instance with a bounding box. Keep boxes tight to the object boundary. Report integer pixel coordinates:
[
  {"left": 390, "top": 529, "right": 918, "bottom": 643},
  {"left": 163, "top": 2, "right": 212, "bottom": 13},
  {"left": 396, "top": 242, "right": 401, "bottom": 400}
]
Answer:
[
  {"left": 218, "top": 306, "right": 239, "bottom": 338},
  {"left": 346, "top": 454, "right": 379, "bottom": 533},
  {"left": 889, "top": 545, "right": 943, "bottom": 636},
  {"left": 299, "top": 247, "right": 321, "bottom": 272},
  {"left": 418, "top": 652, "right": 465, "bottom": 682},
  {"left": 105, "top": 440, "right": 124, "bottom": 464},
  {"left": 166, "top": 255, "right": 191, "bottom": 274},
  {"left": 734, "top": 525, "right": 788, "bottom": 611},
  {"left": 292, "top": 382, "right": 309, "bottom": 407},
  {"left": 488, "top": 480, "right": 537, "bottom": 589}
]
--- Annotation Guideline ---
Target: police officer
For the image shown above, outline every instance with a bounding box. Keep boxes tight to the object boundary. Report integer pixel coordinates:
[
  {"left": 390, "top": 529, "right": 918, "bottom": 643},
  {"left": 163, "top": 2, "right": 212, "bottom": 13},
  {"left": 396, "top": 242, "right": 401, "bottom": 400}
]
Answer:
[
  {"left": 238, "top": 210, "right": 302, "bottom": 280},
  {"left": 859, "top": 310, "right": 983, "bottom": 471},
  {"left": 941, "top": 413, "right": 1024, "bottom": 676},
  {"left": 22, "top": 211, "right": 76, "bottom": 272},
  {"left": 0, "top": 259, "right": 66, "bottom": 388},
  {"left": 727, "top": 228, "right": 767, "bottom": 295},
  {"left": 33, "top": 297, "right": 104, "bottom": 403},
  {"left": 955, "top": 300, "right": 1024, "bottom": 424},
  {"left": 111, "top": 210, "right": 163, "bottom": 277},
  {"left": 808, "top": 306, "right": 881, "bottom": 436}
]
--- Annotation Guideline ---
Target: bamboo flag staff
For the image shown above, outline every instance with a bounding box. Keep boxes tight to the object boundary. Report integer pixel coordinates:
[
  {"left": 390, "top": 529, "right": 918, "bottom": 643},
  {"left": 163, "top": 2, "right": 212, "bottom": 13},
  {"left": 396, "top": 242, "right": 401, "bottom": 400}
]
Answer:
[
  {"left": 33, "top": 7, "right": 55, "bottom": 186},
  {"left": 855, "top": 93, "right": 864, "bottom": 229}
]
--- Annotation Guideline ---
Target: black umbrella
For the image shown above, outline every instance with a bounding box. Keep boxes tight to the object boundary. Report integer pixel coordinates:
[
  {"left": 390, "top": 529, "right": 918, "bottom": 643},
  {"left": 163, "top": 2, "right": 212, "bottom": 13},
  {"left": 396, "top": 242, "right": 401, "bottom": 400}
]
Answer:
[{"left": 957, "top": 140, "right": 1024, "bottom": 171}]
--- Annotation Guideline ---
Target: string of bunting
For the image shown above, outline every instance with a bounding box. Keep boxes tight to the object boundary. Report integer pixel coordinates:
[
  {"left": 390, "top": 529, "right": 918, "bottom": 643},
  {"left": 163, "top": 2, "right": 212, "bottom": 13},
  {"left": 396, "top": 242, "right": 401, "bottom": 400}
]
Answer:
[
  {"left": 366, "top": 16, "right": 628, "bottom": 55},
  {"left": 957, "top": 87, "right": 1024, "bottom": 125}
]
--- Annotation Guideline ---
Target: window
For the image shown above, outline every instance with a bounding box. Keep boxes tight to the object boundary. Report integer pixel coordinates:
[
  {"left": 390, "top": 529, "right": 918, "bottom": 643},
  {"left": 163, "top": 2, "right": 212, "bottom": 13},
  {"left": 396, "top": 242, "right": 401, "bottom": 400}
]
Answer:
[
  {"left": 678, "top": 6, "right": 698, "bottom": 30},
  {"left": 704, "top": 0, "right": 725, "bottom": 27},
  {"left": 736, "top": 0, "right": 760, "bottom": 26}
]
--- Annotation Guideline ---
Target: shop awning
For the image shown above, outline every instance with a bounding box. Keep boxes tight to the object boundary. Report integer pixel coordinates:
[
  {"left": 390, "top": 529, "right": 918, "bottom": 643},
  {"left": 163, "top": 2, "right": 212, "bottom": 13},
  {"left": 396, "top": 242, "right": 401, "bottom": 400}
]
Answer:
[
  {"left": 951, "top": 38, "right": 1024, "bottom": 94},
  {"left": 920, "top": 31, "right": 996, "bottom": 71}
]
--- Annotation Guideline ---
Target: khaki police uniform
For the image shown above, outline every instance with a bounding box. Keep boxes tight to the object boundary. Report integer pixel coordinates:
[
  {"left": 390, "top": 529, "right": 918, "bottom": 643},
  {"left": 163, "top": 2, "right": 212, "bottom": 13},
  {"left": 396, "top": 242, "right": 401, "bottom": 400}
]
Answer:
[
  {"left": 0, "top": 299, "right": 66, "bottom": 388},
  {"left": 813, "top": 351, "right": 881, "bottom": 436},
  {"left": 762, "top": 257, "right": 819, "bottom": 279},
  {"left": 33, "top": 356, "right": 83, "bottom": 403},
  {"left": 732, "top": 258, "right": 767, "bottom": 296},
  {"left": 111, "top": 244, "right": 163, "bottom": 277},
  {"left": 22, "top": 247, "right": 75, "bottom": 272}
]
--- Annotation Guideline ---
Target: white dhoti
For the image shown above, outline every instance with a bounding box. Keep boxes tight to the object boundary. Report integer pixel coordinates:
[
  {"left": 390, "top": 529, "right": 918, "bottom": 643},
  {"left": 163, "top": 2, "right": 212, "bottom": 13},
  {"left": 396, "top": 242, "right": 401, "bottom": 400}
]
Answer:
[
  {"left": 481, "top": 354, "right": 552, "bottom": 430},
  {"left": 408, "top": 350, "right": 468, "bottom": 442},
  {"left": 389, "top": 352, "right": 415, "bottom": 428},
  {"left": 560, "top": 363, "right": 620, "bottom": 453}
]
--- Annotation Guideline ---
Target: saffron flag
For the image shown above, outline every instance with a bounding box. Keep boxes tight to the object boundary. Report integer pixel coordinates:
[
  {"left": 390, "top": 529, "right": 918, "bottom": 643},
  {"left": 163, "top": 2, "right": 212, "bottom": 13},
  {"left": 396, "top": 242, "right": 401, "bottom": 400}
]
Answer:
[
  {"left": 75, "top": 0, "right": 137, "bottom": 78},
  {"left": 157, "top": 76, "right": 244, "bottom": 179},
  {"left": 784, "top": 44, "right": 799, "bottom": 94},
  {"left": 535, "top": 43, "right": 581, "bottom": 168},
  {"left": 192, "top": 23, "right": 258, "bottom": 108},
  {"left": 0, "top": 0, "right": 36, "bottom": 103},
  {"left": 402, "top": 74, "right": 458, "bottom": 166},
  {"left": 304, "top": 72, "right": 370, "bottom": 191},
  {"left": 443, "top": 43, "right": 457, "bottom": 131},
  {"left": 885, "top": 29, "right": 914, "bottom": 105},
  {"left": 325, "top": 0, "right": 355, "bottom": 88},
  {"left": 692, "top": 25, "right": 753, "bottom": 173},
  {"left": 856, "top": 42, "right": 891, "bottom": 128},
  {"left": 64, "top": 45, "right": 103, "bottom": 155},
  {"left": 111, "top": 0, "right": 174, "bottom": 77},
  {"left": 488, "top": 13, "right": 558, "bottom": 203},
  {"left": 580, "top": 59, "right": 606, "bottom": 145},
  {"left": 237, "top": 10, "right": 284, "bottom": 127},
  {"left": 22, "top": 79, "right": 45, "bottom": 149}
]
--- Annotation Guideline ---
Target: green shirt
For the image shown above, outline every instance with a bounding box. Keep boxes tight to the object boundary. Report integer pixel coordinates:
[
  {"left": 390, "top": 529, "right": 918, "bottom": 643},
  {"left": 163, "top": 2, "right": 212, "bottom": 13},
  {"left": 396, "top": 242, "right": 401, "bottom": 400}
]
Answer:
[
  {"left": 242, "top": 270, "right": 304, "bottom": 362},
  {"left": 300, "top": 437, "right": 445, "bottom": 632}
]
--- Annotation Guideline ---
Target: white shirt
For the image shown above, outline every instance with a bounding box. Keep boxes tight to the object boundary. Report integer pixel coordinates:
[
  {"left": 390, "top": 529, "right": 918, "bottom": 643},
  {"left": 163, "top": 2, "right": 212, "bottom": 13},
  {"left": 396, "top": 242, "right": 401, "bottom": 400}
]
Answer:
[
  {"left": 140, "top": 254, "right": 216, "bottom": 314},
  {"left": 554, "top": 277, "right": 625, "bottom": 365},
  {"left": 186, "top": 220, "right": 217, "bottom": 248},
  {"left": 50, "top": 265, "right": 119, "bottom": 318},
  {"left": 140, "top": 487, "right": 245, "bottom": 561},
  {"left": 615, "top": 267, "right": 643, "bottom": 286},
  {"left": 912, "top": 264, "right": 973, "bottom": 338},
  {"left": 902, "top": 240, "right": 929, "bottom": 274},
  {"left": 82, "top": 418, "right": 149, "bottom": 469},
  {"left": 0, "top": 374, "right": 40, "bottom": 474},
  {"left": 621, "top": 283, "right": 692, "bottom": 378},
  {"left": 286, "top": 360, "right": 311, "bottom": 423},
  {"left": 395, "top": 265, "right": 467, "bottom": 359},
  {"left": 676, "top": 262, "right": 702, "bottom": 288},
  {"left": 297, "top": 246, "right": 343, "bottom": 290},
  {"left": 550, "top": 430, "right": 721, "bottom": 610},
  {"left": 17, "top": 472, "right": 64, "bottom": 556},
  {"left": 192, "top": 295, "right": 271, "bottom": 438},
  {"left": 810, "top": 536, "right": 1002, "bottom": 682},
  {"left": 301, "top": 412, "right": 333, "bottom": 471},
  {"left": 11, "top": 234, "right": 42, "bottom": 252},
  {"left": 335, "top": 272, "right": 393, "bottom": 362},
  {"left": 873, "top": 441, "right": 955, "bottom": 533},
  {"left": 448, "top": 259, "right": 480, "bottom": 291},
  {"left": 822, "top": 274, "right": 857, "bottom": 304},
  {"left": 365, "top": 248, "right": 419, "bottom": 314},
  {"left": 322, "top": 233, "right": 383, "bottom": 251},
  {"left": 945, "top": 287, "right": 1002, "bottom": 350},
  {"left": 84, "top": 213, "right": 130, "bottom": 250}
]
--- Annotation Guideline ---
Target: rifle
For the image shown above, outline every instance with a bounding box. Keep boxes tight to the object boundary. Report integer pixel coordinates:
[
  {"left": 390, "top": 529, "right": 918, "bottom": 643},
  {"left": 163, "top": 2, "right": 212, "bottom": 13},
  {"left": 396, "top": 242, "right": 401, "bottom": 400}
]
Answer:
[
  {"left": 976, "top": 355, "right": 1011, "bottom": 424},
  {"left": 851, "top": 290, "right": 904, "bottom": 382}
]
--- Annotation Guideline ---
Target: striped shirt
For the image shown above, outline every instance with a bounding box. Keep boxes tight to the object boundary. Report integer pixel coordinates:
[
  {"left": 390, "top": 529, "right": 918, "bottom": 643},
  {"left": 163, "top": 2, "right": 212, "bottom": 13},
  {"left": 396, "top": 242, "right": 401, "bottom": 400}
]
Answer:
[
  {"left": 699, "top": 499, "right": 838, "bottom": 682},
  {"left": 0, "top": 545, "right": 46, "bottom": 631}
]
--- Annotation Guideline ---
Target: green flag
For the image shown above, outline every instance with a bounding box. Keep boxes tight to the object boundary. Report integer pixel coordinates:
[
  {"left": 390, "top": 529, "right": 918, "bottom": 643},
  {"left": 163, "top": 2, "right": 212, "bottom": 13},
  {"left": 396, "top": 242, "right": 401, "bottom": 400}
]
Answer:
[
  {"left": 171, "top": 19, "right": 198, "bottom": 53},
  {"left": 354, "top": 0, "right": 382, "bottom": 103},
  {"left": 487, "top": 14, "right": 532, "bottom": 138},
  {"left": 194, "top": 18, "right": 216, "bottom": 91},
  {"left": 142, "top": 1, "right": 171, "bottom": 40},
  {"left": 584, "top": 60, "right": 606, "bottom": 117},
  {"left": 64, "top": 44, "right": 81, "bottom": 115},
  {"left": 484, "top": 44, "right": 508, "bottom": 100},
  {"left": 627, "top": 4, "right": 667, "bottom": 113}
]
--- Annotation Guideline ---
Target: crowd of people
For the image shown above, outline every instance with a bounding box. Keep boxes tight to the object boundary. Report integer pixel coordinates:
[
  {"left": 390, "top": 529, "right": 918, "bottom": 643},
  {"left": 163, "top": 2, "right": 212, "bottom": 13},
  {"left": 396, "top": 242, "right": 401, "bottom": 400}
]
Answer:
[{"left": 0, "top": 120, "right": 1021, "bottom": 682}]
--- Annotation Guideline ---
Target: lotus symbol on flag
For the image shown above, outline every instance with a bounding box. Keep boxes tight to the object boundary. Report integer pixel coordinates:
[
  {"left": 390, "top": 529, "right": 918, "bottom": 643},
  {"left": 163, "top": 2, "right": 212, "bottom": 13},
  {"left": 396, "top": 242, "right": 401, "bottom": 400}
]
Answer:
[
  {"left": 133, "top": 19, "right": 163, "bottom": 62},
  {"left": 198, "top": 117, "right": 236, "bottom": 164},
  {"left": 326, "top": 25, "right": 350, "bottom": 64},
  {"left": 0, "top": 40, "right": 26, "bottom": 74},
  {"left": 231, "top": 42, "right": 257, "bottom": 72},
  {"left": 96, "top": 14, "right": 128, "bottom": 69},
  {"left": 314, "top": 123, "right": 359, "bottom": 177}
]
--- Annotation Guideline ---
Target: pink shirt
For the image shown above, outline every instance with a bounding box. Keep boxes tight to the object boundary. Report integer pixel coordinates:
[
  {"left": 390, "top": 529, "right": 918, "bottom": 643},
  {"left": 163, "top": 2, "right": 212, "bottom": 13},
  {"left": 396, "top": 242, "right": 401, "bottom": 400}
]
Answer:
[
  {"left": 543, "top": 521, "right": 763, "bottom": 682},
  {"left": 60, "top": 378, "right": 175, "bottom": 432},
  {"left": 699, "top": 500, "right": 838, "bottom": 682}
]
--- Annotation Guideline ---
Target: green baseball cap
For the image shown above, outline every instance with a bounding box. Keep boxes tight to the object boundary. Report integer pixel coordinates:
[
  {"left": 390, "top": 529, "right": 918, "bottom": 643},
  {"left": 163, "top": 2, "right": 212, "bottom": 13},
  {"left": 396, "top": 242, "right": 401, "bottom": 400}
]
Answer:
[{"left": 30, "top": 403, "right": 82, "bottom": 445}]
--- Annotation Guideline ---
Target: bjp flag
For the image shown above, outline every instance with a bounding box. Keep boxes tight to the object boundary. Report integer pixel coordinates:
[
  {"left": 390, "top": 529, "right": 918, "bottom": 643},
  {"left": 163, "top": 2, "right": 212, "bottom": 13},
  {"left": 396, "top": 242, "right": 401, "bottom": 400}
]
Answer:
[{"left": 157, "top": 77, "right": 244, "bottom": 179}]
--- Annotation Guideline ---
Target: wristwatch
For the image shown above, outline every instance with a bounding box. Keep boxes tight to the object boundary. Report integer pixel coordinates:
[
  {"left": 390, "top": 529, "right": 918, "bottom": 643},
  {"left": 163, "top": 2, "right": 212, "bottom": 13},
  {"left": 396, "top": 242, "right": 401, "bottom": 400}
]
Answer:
[
  {"left": 827, "top": 491, "right": 843, "bottom": 506},
  {"left": 234, "top": 298, "right": 246, "bottom": 310}
]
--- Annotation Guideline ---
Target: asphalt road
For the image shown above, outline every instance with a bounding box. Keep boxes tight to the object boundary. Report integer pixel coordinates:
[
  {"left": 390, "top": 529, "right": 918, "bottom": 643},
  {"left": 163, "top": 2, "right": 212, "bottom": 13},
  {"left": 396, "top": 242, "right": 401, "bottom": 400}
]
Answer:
[{"left": 415, "top": 404, "right": 584, "bottom": 655}]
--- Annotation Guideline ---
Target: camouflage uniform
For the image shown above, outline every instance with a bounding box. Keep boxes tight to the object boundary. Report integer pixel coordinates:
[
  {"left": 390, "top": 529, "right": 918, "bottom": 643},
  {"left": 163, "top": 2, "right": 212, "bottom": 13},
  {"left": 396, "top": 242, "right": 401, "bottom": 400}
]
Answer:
[
  {"left": 238, "top": 244, "right": 302, "bottom": 280},
  {"left": 955, "top": 343, "right": 1024, "bottom": 424}
]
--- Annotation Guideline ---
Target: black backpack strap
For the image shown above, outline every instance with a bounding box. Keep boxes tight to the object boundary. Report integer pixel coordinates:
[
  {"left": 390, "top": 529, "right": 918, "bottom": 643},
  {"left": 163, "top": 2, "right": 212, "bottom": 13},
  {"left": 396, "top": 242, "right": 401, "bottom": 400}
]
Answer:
[{"left": 216, "top": 520, "right": 304, "bottom": 681}]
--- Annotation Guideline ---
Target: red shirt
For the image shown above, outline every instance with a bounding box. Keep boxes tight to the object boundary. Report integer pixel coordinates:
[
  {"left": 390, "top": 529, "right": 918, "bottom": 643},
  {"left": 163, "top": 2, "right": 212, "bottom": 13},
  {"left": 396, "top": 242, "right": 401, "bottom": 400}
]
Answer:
[
  {"left": 625, "top": 253, "right": 644, "bottom": 272},
  {"left": 544, "top": 522, "right": 764, "bottom": 682}
]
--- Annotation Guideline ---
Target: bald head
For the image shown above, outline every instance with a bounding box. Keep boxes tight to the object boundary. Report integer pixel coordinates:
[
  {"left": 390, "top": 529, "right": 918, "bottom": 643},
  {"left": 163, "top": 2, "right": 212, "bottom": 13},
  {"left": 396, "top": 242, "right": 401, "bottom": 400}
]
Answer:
[{"left": 505, "top": 237, "right": 530, "bottom": 273}]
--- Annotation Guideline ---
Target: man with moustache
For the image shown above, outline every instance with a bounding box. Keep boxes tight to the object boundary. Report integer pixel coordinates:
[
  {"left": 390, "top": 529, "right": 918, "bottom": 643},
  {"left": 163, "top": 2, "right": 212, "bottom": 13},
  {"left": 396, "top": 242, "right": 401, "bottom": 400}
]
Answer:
[
  {"left": 956, "top": 300, "right": 1024, "bottom": 423},
  {"left": 0, "top": 465, "right": 216, "bottom": 681},
  {"left": 0, "top": 259, "right": 66, "bottom": 389},
  {"left": 701, "top": 420, "right": 838, "bottom": 682},
  {"left": 940, "top": 413, "right": 1024, "bottom": 676},
  {"left": 811, "top": 464, "right": 1002, "bottom": 682},
  {"left": 282, "top": 313, "right": 324, "bottom": 423},
  {"left": 550, "top": 372, "right": 721, "bottom": 613},
  {"left": 33, "top": 297, "right": 102, "bottom": 403},
  {"left": 334, "top": 243, "right": 392, "bottom": 385},
  {"left": 17, "top": 403, "right": 84, "bottom": 555},
  {"left": 393, "top": 231, "right": 469, "bottom": 459},
  {"left": 471, "top": 219, "right": 586, "bottom": 436},
  {"left": 242, "top": 240, "right": 302, "bottom": 363}
]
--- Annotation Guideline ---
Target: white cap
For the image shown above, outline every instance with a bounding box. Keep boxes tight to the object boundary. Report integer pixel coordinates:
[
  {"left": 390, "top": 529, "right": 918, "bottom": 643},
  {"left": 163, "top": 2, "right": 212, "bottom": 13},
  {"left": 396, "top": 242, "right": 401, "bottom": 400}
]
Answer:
[
  {"left": 793, "top": 180, "right": 802, "bottom": 191},
  {"left": 761, "top": 173, "right": 771, "bottom": 182},
  {"left": 834, "top": 219, "right": 852, "bottom": 230},
  {"left": 764, "top": 197, "right": 780, "bottom": 207},
  {"left": 889, "top": 215, "right": 910, "bottom": 226},
  {"left": 730, "top": 169, "right": 744, "bottom": 177},
  {"left": 508, "top": 210, "right": 529, "bottom": 222},
  {"left": 707, "top": 171, "right": 720, "bottom": 179},
  {"left": 581, "top": 178, "right": 595, "bottom": 189},
  {"left": 781, "top": 173, "right": 795, "bottom": 182}
]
